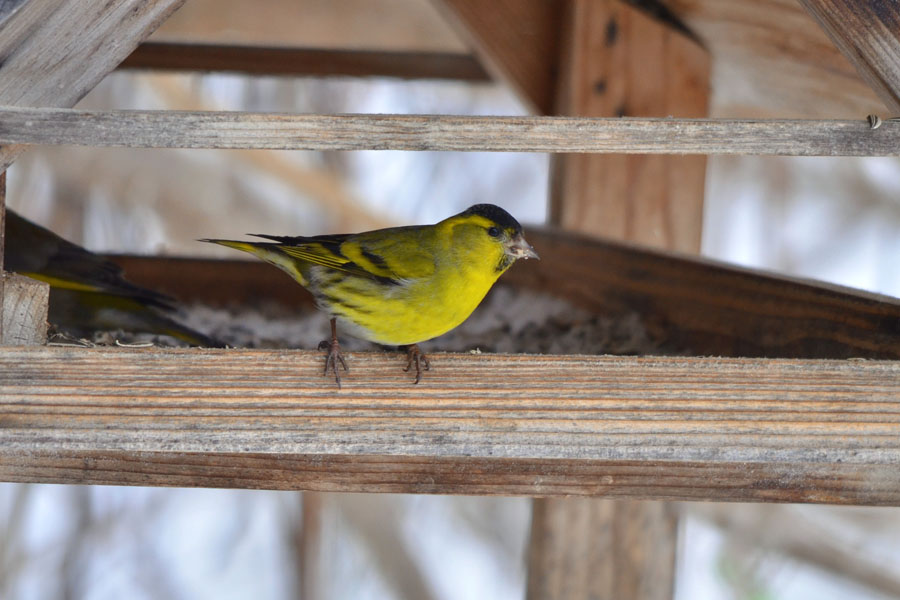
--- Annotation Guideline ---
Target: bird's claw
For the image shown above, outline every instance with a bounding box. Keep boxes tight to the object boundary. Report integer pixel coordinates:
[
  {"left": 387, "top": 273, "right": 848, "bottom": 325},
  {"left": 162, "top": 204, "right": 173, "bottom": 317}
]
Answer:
[
  {"left": 319, "top": 337, "right": 348, "bottom": 389},
  {"left": 403, "top": 344, "right": 431, "bottom": 384}
]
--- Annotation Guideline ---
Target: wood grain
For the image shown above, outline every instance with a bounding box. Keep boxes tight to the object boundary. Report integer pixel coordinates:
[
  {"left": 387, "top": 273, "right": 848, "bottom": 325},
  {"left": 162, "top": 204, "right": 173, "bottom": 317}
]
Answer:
[
  {"left": 0, "top": 0, "right": 185, "bottom": 172},
  {"left": 121, "top": 42, "right": 490, "bottom": 81},
  {"left": 799, "top": 0, "right": 900, "bottom": 115},
  {"left": 0, "top": 107, "right": 897, "bottom": 155},
  {"left": 552, "top": 0, "right": 710, "bottom": 253},
  {"left": 433, "top": 0, "right": 562, "bottom": 113},
  {"left": 507, "top": 229, "right": 900, "bottom": 359},
  {"left": 0, "top": 273, "right": 47, "bottom": 345},
  {"left": 1, "top": 347, "right": 900, "bottom": 504},
  {"left": 527, "top": 499, "right": 676, "bottom": 600}
]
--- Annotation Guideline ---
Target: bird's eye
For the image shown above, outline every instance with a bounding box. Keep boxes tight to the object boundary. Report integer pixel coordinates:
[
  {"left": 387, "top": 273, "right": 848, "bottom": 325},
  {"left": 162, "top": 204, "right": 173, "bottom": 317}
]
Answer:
[{"left": 487, "top": 226, "right": 501, "bottom": 238}]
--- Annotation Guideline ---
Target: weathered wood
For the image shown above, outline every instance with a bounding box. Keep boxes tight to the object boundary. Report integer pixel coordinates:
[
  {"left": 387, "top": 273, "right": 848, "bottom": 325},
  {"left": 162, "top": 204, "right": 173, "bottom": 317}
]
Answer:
[
  {"left": 527, "top": 499, "right": 676, "bottom": 600},
  {"left": 1, "top": 348, "right": 900, "bottom": 504},
  {"left": 121, "top": 42, "right": 490, "bottom": 81},
  {"left": 0, "top": 0, "right": 185, "bottom": 172},
  {"left": 551, "top": 0, "right": 709, "bottom": 252},
  {"left": 799, "top": 0, "right": 900, "bottom": 115},
  {"left": 433, "top": 0, "right": 562, "bottom": 113},
  {"left": 0, "top": 273, "right": 48, "bottom": 345},
  {"left": 508, "top": 229, "right": 900, "bottom": 359},
  {"left": 0, "top": 107, "right": 898, "bottom": 156}
]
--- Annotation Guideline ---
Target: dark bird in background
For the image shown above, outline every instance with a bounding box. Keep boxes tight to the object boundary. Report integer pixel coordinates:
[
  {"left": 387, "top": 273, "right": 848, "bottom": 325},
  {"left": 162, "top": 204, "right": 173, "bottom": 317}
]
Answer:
[{"left": 4, "top": 209, "right": 222, "bottom": 347}]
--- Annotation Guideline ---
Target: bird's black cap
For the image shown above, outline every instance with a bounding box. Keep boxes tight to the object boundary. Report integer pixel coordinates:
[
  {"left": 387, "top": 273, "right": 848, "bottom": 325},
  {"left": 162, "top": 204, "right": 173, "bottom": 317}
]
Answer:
[{"left": 461, "top": 204, "right": 523, "bottom": 233}]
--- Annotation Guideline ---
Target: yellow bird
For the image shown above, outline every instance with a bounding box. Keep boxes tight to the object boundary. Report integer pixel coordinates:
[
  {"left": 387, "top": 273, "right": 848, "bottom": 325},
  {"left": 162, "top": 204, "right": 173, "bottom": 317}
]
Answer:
[
  {"left": 202, "top": 204, "right": 538, "bottom": 385},
  {"left": 5, "top": 209, "right": 222, "bottom": 347}
]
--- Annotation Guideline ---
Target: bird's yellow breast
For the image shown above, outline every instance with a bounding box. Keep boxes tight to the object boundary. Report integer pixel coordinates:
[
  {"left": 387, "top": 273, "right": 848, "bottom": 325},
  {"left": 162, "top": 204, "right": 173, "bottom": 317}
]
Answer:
[
  {"left": 315, "top": 255, "right": 502, "bottom": 346},
  {"left": 316, "top": 219, "right": 508, "bottom": 346}
]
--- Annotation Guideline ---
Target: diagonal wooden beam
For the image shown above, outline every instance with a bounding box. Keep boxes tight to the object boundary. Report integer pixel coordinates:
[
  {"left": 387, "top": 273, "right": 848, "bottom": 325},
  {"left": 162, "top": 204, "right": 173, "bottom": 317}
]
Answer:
[
  {"left": 0, "top": 0, "right": 186, "bottom": 173},
  {"left": 432, "top": 0, "right": 562, "bottom": 113},
  {"left": 799, "top": 0, "right": 900, "bottom": 115}
]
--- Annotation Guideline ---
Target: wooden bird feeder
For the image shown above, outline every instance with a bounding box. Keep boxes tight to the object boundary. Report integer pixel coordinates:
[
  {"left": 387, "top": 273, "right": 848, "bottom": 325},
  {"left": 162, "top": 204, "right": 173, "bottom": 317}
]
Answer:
[{"left": 1, "top": 1, "right": 900, "bottom": 598}]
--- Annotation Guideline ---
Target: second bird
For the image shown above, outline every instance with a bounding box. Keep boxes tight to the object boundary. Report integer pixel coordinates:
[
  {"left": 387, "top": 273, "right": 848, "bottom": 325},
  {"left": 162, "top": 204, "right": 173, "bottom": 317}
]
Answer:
[{"left": 202, "top": 204, "right": 538, "bottom": 386}]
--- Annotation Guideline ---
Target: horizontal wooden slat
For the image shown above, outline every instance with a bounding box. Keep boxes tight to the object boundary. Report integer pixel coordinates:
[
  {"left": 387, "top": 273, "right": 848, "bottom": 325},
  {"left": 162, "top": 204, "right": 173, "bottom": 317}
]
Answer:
[
  {"left": 1, "top": 347, "right": 900, "bottom": 504},
  {"left": 120, "top": 42, "right": 491, "bottom": 81},
  {"left": 0, "top": 106, "right": 897, "bottom": 155}
]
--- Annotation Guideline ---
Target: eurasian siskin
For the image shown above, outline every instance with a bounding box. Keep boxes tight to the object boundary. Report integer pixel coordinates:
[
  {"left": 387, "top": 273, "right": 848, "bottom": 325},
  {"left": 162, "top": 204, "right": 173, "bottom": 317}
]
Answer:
[
  {"left": 202, "top": 203, "right": 538, "bottom": 385},
  {"left": 5, "top": 209, "right": 222, "bottom": 347}
]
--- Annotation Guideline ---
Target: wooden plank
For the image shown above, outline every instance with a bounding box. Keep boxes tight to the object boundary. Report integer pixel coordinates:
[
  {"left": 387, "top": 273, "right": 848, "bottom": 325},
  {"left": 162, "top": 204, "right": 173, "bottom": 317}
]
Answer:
[
  {"left": 0, "top": 273, "right": 48, "bottom": 345},
  {"left": 527, "top": 499, "right": 676, "bottom": 600},
  {"left": 120, "top": 42, "right": 490, "bottom": 81},
  {"left": 0, "top": 107, "right": 897, "bottom": 155},
  {"left": 506, "top": 229, "right": 900, "bottom": 360},
  {"left": 799, "top": 0, "right": 900, "bottom": 115},
  {"left": 106, "top": 255, "right": 314, "bottom": 309},
  {"left": 551, "top": 0, "right": 710, "bottom": 252},
  {"left": 2, "top": 348, "right": 900, "bottom": 504},
  {"left": 0, "top": 0, "right": 186, "bottom": 172},
  {"left": 433, "top": 0, "right": 562, "bottom": 114}
]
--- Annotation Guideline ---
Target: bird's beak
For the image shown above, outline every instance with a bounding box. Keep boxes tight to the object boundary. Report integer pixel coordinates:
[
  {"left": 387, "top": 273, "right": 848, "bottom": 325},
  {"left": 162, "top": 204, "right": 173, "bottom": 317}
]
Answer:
[{"left": 506, "top": 233, "right": 540, "bottom": 260}]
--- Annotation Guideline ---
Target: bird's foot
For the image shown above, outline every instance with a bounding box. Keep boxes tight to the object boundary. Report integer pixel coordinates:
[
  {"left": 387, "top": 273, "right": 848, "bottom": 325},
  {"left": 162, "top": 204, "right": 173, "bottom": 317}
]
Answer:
[
  {"left": 403, "top": 344, "right": 431, "bottom": 384},
  {"left": 318, "top": 337, "right": 348, "bottom": 389}
]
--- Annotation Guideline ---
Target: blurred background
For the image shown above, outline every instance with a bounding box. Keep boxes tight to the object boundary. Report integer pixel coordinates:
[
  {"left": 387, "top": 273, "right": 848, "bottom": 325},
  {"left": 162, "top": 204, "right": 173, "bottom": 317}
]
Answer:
[{"left": 4, "top": 0, "right": 900, "bottom": 598}]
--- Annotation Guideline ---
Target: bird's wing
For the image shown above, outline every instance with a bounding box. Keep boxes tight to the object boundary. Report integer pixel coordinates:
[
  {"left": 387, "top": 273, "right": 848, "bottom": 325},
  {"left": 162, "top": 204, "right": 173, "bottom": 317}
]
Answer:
[
  {"left": 5, "top": 210, "right": 175, "bottom": 310},
  {"left": 256, "top": 227, "right": 435, "bottom": 283}
]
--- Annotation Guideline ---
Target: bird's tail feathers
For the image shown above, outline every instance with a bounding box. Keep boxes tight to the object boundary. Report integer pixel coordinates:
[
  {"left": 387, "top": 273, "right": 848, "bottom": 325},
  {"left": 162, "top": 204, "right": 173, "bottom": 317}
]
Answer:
[{"left": 199, "top": 239, "right": 308, "bottom": 285}]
